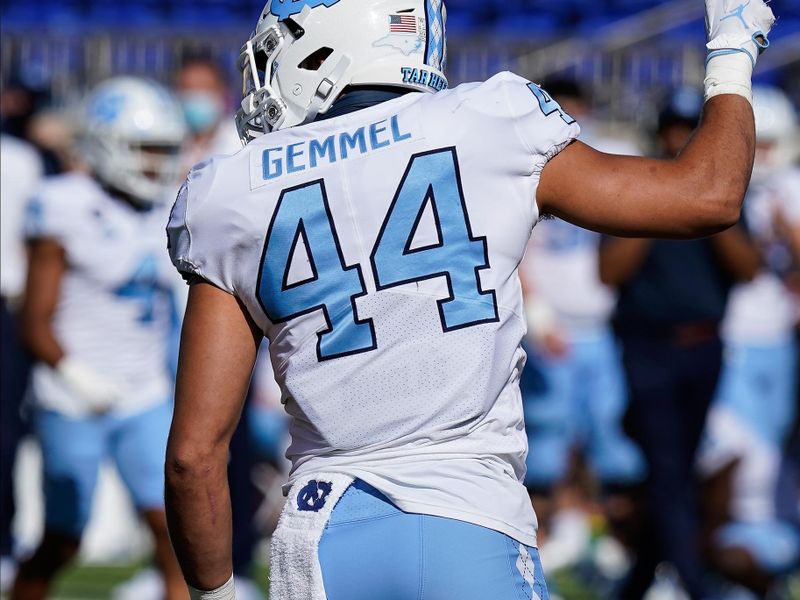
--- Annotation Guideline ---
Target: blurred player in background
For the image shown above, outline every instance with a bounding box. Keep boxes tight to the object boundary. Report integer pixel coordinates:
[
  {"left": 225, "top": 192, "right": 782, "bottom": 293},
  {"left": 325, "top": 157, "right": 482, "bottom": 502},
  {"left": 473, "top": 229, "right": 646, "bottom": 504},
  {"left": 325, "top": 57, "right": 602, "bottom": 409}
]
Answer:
[
  {"left": 697, "top": 85, "right": 800, "bottom": 598},
  {"left": 599, "top": 87, "right": 761, "bottom": 599},
  {"left": 162, "top": 0, "right": 775, "bottom": 598},
  {"left": 11, "top": 77, "right": 188, "bottom": 600},
  {"left": 176, "top": 55, "right": 241, "bottom": 174},
  {"left": 0, "top": 75, "right": 66, "bottom": 176},
  {"left": 519, "top": 77, "right": 645, "bottom": 575},
  {"left": 0, "top": 131, "right": 43, "bottom": 593}
]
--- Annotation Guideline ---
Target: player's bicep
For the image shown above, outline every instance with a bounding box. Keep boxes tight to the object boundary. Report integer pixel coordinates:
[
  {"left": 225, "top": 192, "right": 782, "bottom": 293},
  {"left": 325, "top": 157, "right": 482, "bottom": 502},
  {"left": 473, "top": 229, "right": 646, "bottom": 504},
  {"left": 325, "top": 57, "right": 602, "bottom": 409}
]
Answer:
[
  {"left": 170, "top": 282, "right": 262, "bottom": 455},
  {"left": 537, "top": 141, "right": 735, "bottom": 238},
  {"left": 537, "top": 141, "right": 679, "bottom": 237}
]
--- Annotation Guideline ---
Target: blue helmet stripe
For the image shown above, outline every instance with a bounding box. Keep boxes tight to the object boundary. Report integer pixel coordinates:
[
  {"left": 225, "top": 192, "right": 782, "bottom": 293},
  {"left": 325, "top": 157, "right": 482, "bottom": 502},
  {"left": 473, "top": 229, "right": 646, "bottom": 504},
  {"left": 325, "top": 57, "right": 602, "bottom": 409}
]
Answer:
[
  {"left": 269, "top": 0, "right": 341, "bottom": 21},
  {"left": 424, "top": 0, "right": 445, "bottom": 72}
]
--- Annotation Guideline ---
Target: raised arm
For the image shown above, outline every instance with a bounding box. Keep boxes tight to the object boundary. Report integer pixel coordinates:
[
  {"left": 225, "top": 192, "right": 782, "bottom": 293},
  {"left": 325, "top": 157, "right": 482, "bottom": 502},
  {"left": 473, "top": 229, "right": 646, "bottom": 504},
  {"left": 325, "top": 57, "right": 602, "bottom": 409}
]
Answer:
[
  {"left": 539, "top": 96, "right": 753, "bottom": 238},
  {"left": 165, "top": 282, "right": 262, "bottom": 595},
  {"left": 538, "top": 0, "right": 775, "bottom": 239}
]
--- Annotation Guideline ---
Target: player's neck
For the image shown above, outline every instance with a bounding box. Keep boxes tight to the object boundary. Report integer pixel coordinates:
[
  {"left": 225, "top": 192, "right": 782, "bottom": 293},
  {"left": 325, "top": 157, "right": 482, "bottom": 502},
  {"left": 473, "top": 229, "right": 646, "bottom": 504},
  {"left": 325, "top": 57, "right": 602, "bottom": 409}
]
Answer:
[{"left": 316, "top": 88, "right": 408, "bottom": 122}]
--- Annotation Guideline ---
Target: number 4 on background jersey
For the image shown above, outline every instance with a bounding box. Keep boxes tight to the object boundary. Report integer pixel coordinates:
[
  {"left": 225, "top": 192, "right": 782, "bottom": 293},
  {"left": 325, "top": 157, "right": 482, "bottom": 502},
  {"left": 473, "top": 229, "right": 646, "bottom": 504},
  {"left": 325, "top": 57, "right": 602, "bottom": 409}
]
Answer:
[
  {"left": 114, "top": 255, "right": 170, "bottom": 323},
  {"left": 257, "top": 147, "right": 499, "bottom": 362}
]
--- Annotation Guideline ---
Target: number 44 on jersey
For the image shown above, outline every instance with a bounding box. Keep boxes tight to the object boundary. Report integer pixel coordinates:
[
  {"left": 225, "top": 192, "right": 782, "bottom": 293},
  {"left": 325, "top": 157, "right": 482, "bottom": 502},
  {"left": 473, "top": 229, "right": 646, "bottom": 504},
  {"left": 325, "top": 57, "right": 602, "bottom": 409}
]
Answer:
[{"left": 257, "top": 148, "right": 499, "bottom": 361}]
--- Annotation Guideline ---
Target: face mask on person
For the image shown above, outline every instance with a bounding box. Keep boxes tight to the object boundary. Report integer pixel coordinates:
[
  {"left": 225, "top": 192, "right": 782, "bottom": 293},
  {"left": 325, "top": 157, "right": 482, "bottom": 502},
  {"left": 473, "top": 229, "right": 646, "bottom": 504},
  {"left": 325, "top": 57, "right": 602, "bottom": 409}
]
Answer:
[{"left": 181, "top": 92, "right": 223, "bottom": 133}]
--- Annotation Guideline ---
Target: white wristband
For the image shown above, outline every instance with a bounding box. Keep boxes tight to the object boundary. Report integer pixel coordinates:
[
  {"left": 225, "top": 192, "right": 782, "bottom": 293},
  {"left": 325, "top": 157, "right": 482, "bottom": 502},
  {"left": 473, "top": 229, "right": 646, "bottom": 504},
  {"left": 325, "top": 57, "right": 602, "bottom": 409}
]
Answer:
[
  {"left": 704, "top": 52, "right": 754, "bottom": 105},
  {"left": 188, "top": 575, "right": 235, "bottom": 600}
]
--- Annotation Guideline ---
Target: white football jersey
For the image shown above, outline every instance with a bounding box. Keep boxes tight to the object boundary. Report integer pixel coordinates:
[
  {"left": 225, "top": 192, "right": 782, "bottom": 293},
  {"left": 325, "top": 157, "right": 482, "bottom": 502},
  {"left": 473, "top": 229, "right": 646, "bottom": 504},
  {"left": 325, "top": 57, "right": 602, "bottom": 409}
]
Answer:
[
  {"left": 722, "top": 167, "right": 800, "bottom": 344},
  {"left": 26, "top": 172, "right": 179, "bottom": 417},
  {"left": 168, "top": 72, "right": 580, "bottom": 546}
]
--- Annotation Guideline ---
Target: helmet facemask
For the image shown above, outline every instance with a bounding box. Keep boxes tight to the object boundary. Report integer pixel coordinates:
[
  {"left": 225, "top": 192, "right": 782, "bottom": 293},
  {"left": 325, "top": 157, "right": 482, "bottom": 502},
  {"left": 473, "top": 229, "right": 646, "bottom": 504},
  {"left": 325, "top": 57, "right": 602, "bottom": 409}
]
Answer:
[{"left": 237, "top": 24, "right": 291, "bottom": 141}]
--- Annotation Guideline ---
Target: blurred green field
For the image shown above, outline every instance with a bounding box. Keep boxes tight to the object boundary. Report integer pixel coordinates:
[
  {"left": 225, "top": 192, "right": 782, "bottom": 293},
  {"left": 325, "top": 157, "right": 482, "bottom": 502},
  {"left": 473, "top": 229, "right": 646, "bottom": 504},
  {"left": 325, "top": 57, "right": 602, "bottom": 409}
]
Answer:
[
  {"left": 49, "top": 564, "right": 143, "bottom": 600},
  {"left": 2, "top": 564, "right": 271, "bottom": 600},
  {"left": 4, "top": 563, "right": 797, "bottom": 599},
  {"left": 5, "top": 563, "right": 598, "bottom": 600}
]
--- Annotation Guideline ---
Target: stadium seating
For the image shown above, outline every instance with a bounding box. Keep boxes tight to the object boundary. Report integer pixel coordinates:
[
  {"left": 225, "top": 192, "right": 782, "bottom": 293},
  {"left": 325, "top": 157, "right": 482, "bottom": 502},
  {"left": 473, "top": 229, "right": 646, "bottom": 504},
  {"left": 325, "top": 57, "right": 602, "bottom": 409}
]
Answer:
[
  {"left": 0, "top": 0, "right": 677, "bottom": 30},
  {"left": 3, "top": 0, "right": 798, "bottom": 42}
]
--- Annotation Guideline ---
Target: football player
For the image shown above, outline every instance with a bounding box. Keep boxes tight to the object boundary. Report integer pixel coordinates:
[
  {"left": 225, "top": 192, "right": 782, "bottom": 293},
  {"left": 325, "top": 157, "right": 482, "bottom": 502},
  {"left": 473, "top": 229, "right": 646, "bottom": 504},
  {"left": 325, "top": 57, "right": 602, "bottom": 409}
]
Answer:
[
  {"left": 163, "top": 1, "right": 776, "bottom": 598},
  {"left": 11, "top": 78, "right": 188, "bottom": 600}
]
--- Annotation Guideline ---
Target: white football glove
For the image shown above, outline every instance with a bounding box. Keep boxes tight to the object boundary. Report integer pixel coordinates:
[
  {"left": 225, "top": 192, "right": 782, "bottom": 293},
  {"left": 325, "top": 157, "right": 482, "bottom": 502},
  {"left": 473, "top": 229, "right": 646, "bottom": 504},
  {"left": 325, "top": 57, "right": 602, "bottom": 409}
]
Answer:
[
  {"left": 706, "top": 0, "right": 776, "bottom": 64},
  {"left": 704, "top": 0, "right": 776, "bottom": 103},
  {"left": 56, "top": 357, "right": 124, "bottom": 415}
]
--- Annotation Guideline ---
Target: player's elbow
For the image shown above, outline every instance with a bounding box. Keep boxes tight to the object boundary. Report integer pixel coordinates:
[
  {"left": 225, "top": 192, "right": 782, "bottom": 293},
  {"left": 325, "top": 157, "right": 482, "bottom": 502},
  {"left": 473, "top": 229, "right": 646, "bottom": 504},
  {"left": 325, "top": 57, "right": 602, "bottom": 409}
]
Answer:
[
  {"left": 165, "top": 440, "right": 228, "bottom": 484},
  {"left": 683, "top": 170, "right": 745, "bottom": 236},
  {"left": 696, "top": 188, "right": 743, "bottom": 235}
]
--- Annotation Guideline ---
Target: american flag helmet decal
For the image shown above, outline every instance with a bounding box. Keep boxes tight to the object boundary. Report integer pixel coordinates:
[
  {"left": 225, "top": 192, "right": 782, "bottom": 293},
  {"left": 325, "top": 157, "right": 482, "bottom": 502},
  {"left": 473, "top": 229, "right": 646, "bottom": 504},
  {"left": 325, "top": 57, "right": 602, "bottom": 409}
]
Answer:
[{"left": 389, "top": 14, "right": 418, "bottom": 33}]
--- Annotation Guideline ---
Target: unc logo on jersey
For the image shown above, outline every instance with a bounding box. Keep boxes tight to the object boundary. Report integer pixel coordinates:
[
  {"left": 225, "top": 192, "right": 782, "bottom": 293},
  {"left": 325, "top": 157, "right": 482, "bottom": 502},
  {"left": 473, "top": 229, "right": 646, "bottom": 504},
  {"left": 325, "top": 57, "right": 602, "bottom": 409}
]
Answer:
[
  {"left": 297, "top": 480, "right": 333, "bottom": 512},
  {"left": 269, "top": 0, "right": 341, "bottom": 21}
]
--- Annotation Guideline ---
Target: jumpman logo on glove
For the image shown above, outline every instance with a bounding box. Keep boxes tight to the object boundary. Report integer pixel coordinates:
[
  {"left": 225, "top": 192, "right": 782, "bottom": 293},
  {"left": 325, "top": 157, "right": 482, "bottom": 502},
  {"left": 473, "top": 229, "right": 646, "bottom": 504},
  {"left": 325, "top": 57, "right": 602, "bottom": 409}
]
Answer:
[{"left": 720, "top": 0, "right": 752, "bottom": 29}]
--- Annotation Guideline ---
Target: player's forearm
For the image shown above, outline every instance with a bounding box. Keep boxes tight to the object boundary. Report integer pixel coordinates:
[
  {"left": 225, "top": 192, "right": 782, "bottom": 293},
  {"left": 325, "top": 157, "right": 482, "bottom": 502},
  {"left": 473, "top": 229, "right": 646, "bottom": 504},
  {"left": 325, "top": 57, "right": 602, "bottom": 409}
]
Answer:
[
  {"left": 22, "top": 240, "right": 67, "bottom": 366},
  {"left": 165, "top": 283, "right": 261, "bottom": 592},
  {"left": 20, "top": 319, "right": 65, "bottom": 367},
  {"left": 671, "top": 94, "right": 755, "bottom": 234},
  {"left": 165, "top": 442, "right": 234, "bottom": 591}
]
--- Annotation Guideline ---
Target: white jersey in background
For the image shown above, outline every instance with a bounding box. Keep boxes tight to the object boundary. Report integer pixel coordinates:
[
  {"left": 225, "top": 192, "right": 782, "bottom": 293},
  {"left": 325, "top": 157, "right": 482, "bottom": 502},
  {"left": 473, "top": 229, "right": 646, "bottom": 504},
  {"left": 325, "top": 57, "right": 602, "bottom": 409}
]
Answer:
[
  {"left": 1, "top": 135, "right": 43, "bottom": 300},
  {"left": 168, "top": 72, "right": 580, "bottom": 546},
  {"left": 180, "top": 118, "right": 242, "bottom": 180},
  {"left": 722, "top": 167, "right": 800, "bottom": 344},
  {"left": 521, "top": 131, "right": 638, "bottom": 334},
  {"left": 25, "top": 172, "right": 179, "bottom": 417}
]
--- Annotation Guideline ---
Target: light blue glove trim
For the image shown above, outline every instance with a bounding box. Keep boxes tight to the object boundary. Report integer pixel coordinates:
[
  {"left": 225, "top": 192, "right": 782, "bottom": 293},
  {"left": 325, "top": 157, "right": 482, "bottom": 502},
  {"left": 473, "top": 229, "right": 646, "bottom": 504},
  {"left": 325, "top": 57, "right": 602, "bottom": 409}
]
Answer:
[
  {"left": 707, "top": 47, "right": 755, "bottom": 66},
  {"left": 752, "top": 31, "right": 770, "bottom": 50}
]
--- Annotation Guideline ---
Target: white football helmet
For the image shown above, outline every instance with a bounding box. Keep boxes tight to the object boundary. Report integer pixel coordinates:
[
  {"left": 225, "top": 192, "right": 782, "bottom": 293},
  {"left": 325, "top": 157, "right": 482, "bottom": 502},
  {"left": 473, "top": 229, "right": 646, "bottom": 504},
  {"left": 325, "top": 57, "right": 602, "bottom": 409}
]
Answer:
[
  {"left": 80, "top": 77, "right": 187, "bottom": 205},
  {"left": 752, "top": 85, "right": 799, "bottom": 180},
  {"left": 236, "top": 0, "right": 448, "bottom": 143}
]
